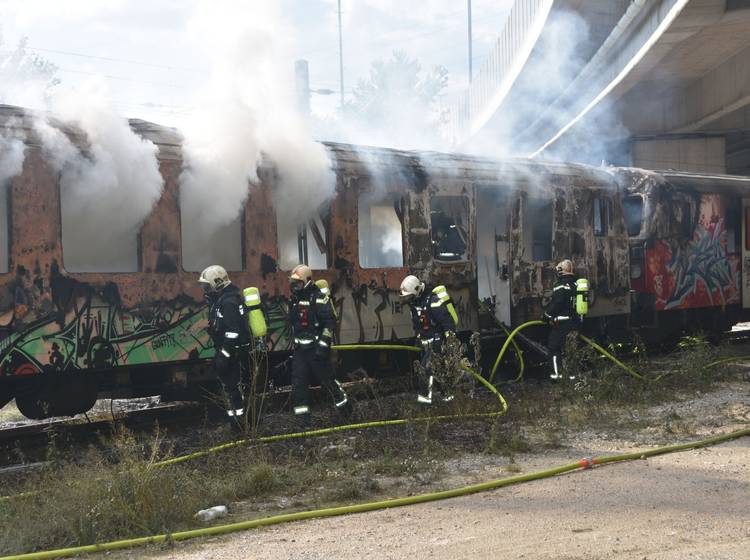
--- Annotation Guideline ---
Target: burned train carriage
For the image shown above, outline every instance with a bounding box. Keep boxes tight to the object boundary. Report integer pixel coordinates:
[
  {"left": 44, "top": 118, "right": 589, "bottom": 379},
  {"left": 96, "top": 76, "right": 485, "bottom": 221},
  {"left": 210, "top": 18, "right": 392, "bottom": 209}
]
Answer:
[
  {"left": 616, "top": 168, "right": 750, "bottom": 341},
  {"left": 0, "top": 111, "right": 629, "bottom": 419}
]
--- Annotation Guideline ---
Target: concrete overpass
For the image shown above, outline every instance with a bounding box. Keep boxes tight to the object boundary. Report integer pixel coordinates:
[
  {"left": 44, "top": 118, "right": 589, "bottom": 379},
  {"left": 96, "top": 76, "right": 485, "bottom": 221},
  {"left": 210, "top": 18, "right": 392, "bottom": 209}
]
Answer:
[{"left": 451, "top": 0, "right": 750, "bottom": 175}]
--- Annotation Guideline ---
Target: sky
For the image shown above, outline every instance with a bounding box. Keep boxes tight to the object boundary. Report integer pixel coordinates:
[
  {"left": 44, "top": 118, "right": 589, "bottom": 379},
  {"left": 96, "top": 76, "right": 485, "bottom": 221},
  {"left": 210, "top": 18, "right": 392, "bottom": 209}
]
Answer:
[{"left": 0, "top": 0, "right": 513, "bottom": 129}]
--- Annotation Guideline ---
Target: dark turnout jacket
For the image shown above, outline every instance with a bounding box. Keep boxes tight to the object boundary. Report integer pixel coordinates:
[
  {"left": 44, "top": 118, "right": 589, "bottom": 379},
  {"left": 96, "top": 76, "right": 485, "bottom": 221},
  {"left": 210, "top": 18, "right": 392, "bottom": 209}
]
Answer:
[
  {"left": 408, "top": 289, "right": 457, "bottom": 342},
  {"left": 208, "top": 284, "right": 249, "bottom": 354},
  {"left": 289, "top": 285, "right": 337, "bottom": 348},
  {"left": 543, "top": 275, "right": 578, "bottom": 323}
]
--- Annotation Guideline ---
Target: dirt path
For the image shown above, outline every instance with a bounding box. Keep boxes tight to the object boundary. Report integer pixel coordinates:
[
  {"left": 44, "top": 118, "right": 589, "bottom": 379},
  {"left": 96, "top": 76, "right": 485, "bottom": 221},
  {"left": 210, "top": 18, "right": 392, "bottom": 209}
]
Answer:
[{"left": 108, "top": 381, "right": 750, "bottom": 560}]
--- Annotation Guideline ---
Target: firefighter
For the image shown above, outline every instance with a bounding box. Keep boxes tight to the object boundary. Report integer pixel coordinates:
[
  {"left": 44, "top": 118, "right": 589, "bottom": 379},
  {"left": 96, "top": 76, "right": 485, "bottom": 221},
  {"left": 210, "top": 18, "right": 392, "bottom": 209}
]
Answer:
[
  {"left": 199, "top": 265, "right": 251, "bottom": 424},
  {"left": 542, "top": 259, "right": 580, "bottom": 380},
  {"left": 288, "top": 264, "right": 352, "bottom": 426},
  {"left": 399, "top": 274, "right": 459, "bottom": 404}
]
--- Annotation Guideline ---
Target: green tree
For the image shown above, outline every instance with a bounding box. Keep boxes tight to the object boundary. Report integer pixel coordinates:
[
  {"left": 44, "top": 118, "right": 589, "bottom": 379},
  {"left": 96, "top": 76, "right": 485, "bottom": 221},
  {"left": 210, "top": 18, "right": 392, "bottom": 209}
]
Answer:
[{"left": 344, "top": 50, "right": 448, "bottom": 146}]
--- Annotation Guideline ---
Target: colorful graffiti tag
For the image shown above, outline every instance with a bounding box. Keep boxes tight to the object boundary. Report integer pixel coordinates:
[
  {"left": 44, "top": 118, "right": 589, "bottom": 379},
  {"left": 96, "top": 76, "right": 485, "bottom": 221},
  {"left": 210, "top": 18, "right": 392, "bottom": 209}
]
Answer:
[{"left": 646, "top": 194, "right": 740, "bottom": 310}]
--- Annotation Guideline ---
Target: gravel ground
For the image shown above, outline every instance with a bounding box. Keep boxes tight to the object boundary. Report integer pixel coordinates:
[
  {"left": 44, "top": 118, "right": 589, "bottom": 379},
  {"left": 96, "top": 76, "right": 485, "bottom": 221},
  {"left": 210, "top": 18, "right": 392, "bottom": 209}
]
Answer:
[{"left": 101, "top": 378, "right": 750, "bottom": 560}]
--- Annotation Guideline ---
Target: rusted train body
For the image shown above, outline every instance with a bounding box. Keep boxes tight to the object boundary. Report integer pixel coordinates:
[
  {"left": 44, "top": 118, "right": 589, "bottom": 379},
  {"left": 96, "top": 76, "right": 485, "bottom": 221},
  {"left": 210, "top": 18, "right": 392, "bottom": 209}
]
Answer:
[
  {"left": 0, "top": 106, "right": 747, "bottom": 418},
  {"left": 617, "top": 168, "right": 750, "bottom": 339}
]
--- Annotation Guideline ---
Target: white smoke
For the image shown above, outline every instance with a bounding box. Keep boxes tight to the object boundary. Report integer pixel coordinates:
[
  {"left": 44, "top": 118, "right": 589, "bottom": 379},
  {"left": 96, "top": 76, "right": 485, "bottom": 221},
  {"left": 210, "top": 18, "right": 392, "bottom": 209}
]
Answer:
[
  {"left": 35, "top": 80, "right": 164, "bottom": 271},
  {"left": 464, "top": 9, "right": 631, "bottom": 166},
  {"left": 179, "top": 1, "right": 335, "bottom": 272},
  {"left": 0, "top": 131, "right": 25, "bottom": 184},
  {"left": 0, "top": 130, "right": 25, "bottom": 273},
  {"left": 1, "top": 28, "right": 164, "bottom": 273}
]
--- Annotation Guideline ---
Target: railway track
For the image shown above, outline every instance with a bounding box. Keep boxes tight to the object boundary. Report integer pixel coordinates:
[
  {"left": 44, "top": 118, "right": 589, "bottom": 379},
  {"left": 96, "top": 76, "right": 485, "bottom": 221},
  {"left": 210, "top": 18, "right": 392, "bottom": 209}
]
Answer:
[
  {"left": 0, "top": 401, "right": 216, "bottom": 468},
  {"left": 3, "top": 331, "right": 749, "bottom": 473}
]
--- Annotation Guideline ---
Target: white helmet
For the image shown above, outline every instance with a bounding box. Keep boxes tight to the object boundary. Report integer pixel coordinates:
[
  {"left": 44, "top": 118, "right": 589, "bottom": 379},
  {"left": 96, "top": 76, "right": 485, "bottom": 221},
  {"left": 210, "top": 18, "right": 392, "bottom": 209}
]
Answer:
[
  {"left": 400, "top": 275, "right": 425, "bottom": 298},
  {"left": 290, "top": 264, "right": 313, "bottom": 294},
  {"left": 198, "top": 265, "right": 231, "bottom": 292},
  {"left": 555, "top": 259, "right": 575, "bottom": 276}
]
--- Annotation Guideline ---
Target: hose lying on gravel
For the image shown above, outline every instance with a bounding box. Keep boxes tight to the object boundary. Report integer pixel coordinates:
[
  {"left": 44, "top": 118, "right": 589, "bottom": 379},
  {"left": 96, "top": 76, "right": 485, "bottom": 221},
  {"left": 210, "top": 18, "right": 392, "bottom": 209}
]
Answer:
[{"left": 3, "top": 426, "right": 747, "bottom": 560}]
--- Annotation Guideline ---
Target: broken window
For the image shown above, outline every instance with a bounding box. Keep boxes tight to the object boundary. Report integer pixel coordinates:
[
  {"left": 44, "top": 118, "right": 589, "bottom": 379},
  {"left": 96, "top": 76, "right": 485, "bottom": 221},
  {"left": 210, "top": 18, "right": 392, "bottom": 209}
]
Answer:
[
  {"left": 277, "top": 206, "right": 329, "bottom": 271},
  {"left": 0, "top": 183, "right": 8, "bottom": 273},
  {"left": 181, "top": 212, "right": 243, "bottom": 272},
  {"left": 62, "top": 190, "right": 143, "bottom": 272},
  {"left": 676, "top": 199, "right": 694, "bottom": 238},
  {"left": 725, "top": 199, "right": 740, "bottom": 254},
  {"left": 527, "top": 197, "right": 552, "bottom": 262},
  {"left": 359, "top": 193, "right": 404, "bottom": 269},
  {"left": 593, "top": 195, "right": 613, "bottom": 237},
  {"left": 622, "top": 195, "right": 643, "bottom": 237},
  {"left": 430, "top": 196, "right": 469, "bottom": 262}
]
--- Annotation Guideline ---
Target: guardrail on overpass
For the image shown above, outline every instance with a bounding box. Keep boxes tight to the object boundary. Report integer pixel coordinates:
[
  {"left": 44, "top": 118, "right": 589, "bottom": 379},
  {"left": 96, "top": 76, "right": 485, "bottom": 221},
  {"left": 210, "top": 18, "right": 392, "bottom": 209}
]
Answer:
[{"left": 449, "top": 0, "right": 554, "bottom": 145}]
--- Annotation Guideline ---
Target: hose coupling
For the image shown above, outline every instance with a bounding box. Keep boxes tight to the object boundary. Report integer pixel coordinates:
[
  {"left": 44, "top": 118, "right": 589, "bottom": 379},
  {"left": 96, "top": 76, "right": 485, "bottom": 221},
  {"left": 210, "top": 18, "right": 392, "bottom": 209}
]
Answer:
[{"left": 578, "top": 456, "right": 597, "bottom": 469}]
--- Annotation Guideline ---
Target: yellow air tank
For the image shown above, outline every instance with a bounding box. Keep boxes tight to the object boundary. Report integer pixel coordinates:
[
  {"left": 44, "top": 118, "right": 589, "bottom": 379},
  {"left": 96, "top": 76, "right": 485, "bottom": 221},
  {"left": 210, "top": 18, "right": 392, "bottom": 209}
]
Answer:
[
  {"left": 432, "top": 285, "right": 459, "bottom": 327},
  {"left": 242, "top": 287, "right": 267, "bottom": 338},
  {"left": 315, "top": 279, "right": 338, "bottom": 318},
  {"left": 575, "top": 278, "right": 589, "bottom": 317}
]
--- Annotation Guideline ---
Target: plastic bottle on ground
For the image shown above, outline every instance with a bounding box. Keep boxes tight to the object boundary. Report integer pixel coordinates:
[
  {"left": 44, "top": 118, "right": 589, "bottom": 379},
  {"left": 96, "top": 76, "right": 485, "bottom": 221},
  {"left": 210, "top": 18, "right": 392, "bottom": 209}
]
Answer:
[{"left": 195, "top": 505, "right": 228, "bottom": 522}]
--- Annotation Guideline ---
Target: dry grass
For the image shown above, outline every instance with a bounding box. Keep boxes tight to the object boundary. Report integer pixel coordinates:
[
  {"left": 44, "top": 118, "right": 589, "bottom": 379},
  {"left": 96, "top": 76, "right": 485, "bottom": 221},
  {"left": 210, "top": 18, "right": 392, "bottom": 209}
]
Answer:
[{"left": 0, "top": 332, "right": 745, "bottom": 556}]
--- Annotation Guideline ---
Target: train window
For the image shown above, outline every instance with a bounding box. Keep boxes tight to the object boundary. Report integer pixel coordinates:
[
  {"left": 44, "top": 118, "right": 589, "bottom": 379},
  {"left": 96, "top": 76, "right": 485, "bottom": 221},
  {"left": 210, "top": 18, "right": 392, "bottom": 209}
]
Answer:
[
  {"left": 277, "top": 207, "right": 329, "bottom": 271},
  {"left": 593, "top": 195, "right": 613, "bottom": 237},
  {"left": 431, "top": 196, "right": 468, "bottom": 262},
  {"left": 182, "top": 214, "right": 243, "bottom": 272},
  {"left": 677, "top": 200, "right": 694, "bottom": 238},
  {"left": 528, "top": 197, "right": 552, "bottom": 261},
  {"left": 359, "top": 193, "right": 404, "bottom": 268},
  {"left": 622, "top": 195, "right": 643, "bottom": 237},
  {"left": 0, "top": 182, "right": 8, "bottom": 273},
  {"left": 62, "top": 197, "right": 141, "bottom": 272},
  {"left": 745, "top": 207, "right": 750, "bottom": 251},
  {"left": 726, "top": 202, "right": 740, "bottom": 254}
]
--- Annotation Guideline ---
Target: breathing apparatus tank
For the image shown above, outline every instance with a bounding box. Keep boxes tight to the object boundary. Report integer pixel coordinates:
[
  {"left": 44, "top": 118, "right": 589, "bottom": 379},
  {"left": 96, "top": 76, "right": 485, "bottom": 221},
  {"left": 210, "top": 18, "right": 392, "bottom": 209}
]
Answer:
[
  {"left": 432, "top": 285, "right": 459, "bottom": 327},
  {"left": 575, "top": 278, "right": 590, "bottom": 317},
  {"left": 242, "top": 287, "right": 267, "bottom": 338},
  {"left": 315, "top": 279, "right": 338, "bottom": 318}
]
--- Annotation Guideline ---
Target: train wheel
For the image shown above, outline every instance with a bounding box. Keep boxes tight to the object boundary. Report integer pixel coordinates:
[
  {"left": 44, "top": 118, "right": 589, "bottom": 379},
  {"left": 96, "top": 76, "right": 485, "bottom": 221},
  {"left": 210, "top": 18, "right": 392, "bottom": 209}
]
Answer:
[
  {"left": 15, "top": 390, "right": 49, "bottom": 420},
  {"left": 15, "top": 375, "right": 98, "bottom": 419},
  {"left": 0, "top": 383, "right": 13, "bottom": 410}
]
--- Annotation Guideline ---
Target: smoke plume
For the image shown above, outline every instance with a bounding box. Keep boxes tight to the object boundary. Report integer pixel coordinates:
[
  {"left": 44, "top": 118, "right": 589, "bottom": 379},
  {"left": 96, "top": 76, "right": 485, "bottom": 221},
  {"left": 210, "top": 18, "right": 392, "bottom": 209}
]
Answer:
[
  {"left": 179, "top": 1, "right": 335, "bottom": 272},
  {"left": 35, "top": 80, "right": 164, "bottom": 272}
]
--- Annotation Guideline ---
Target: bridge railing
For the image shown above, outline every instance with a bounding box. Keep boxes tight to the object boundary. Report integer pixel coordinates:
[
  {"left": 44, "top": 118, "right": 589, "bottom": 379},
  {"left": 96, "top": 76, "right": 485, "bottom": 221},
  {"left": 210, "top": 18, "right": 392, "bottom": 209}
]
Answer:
[{"left": 450, "top": 0, "right": 554, "bottom": 146}]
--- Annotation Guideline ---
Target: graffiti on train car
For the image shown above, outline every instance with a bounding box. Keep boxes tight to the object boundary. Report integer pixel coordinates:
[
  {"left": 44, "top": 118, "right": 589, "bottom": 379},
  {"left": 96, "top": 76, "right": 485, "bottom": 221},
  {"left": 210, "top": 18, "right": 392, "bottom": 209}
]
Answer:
[
  {"left": 646, "top": 194, "right": 740, "bottom": 310},
  {"left": 0, "top": 269, "right": 213, "bottom": 375},
  {"left": 0, "top": 264, "right": 425, "bottom": 377}
]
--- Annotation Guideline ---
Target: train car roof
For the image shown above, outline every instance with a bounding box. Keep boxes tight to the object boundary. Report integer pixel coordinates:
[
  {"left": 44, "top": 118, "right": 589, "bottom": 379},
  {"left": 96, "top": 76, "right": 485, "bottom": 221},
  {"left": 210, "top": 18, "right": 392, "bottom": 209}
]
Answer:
[
  {"left": 614, "top": 166, "right": 750, "bottom": 196},
  {"left": 321, "top": 141, "right": 617, "bottom": 190},
  {"left": 0, "top": 103, "right": 623, "bottom": 190}
]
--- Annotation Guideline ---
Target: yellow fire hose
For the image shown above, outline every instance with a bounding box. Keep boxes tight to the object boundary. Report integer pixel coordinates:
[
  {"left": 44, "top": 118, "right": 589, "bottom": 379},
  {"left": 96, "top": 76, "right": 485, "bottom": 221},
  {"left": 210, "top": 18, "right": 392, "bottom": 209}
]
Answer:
[
  {"left": 476, "top": 301, "right": 526, "bottom": 384},
  {"left": 488, "top": 320, "right": 545, "bottom": 383},
  {"left": 0, "top": 346, "right": 506, "bottom": 501},
  {"left": 2, "top": 426, "right": 747, "bottom": 560},
  {"left": 2, "top": 330, "right": 747, "bottom": 505}
]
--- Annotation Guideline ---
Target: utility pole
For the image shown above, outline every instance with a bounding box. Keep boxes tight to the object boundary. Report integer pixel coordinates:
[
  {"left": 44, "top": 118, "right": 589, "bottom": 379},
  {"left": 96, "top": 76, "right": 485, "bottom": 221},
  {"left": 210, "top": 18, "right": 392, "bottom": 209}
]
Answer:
[
  {"left": 295, "top": 59, "right": 311, "bottom": 118},
  {"left": 337, "top": 0, "right": 345, "bottom": 109},
  {"left": 294, "top": 59, "right": 335, "bottom": 120},
  {"left": 467, "top": 0, "right": 473, "bottom": 83}
]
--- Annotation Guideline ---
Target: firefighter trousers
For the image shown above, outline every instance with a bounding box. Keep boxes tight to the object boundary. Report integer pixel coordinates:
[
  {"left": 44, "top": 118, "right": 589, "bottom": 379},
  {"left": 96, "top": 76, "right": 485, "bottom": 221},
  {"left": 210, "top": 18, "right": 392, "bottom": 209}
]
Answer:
[
  {"left": 291, "top": 347, "right": 348, "bottom": 416},
  {"left": 216, "top": 350, "right": 250, "bottom": 416},
  {"left": 417, "top": 342, "right": 453, "bottom": 404},
  {"left": 547, "top": 321, "right": 577, "bottom": 379}
]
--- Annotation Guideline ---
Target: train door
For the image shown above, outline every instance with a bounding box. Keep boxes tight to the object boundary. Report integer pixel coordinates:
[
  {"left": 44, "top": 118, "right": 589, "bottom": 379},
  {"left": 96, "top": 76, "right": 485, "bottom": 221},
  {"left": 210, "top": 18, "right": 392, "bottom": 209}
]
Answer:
[
  {"left": 743, "top": 198, "right": 750, "bottom": 308},
  {"left": 476, "top": 186, "right": 511, "bottom": 325}
]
